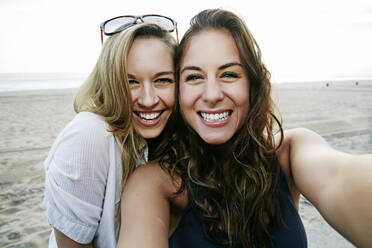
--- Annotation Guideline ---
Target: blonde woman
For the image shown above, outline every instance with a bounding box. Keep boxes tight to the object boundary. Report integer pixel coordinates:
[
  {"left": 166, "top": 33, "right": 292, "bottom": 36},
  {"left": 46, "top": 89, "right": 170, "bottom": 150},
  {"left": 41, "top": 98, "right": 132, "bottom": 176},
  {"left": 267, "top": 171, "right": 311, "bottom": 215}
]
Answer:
[{"left": 42, "top": 15, "right": 179, "bottom": 248}]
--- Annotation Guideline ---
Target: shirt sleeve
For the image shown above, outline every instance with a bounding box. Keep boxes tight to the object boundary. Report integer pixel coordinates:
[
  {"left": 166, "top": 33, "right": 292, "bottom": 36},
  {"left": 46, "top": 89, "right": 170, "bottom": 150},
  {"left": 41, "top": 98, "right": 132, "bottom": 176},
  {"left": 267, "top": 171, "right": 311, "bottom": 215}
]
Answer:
[{"left": 42, "top": 113, "right": 113, "bottom": 244}]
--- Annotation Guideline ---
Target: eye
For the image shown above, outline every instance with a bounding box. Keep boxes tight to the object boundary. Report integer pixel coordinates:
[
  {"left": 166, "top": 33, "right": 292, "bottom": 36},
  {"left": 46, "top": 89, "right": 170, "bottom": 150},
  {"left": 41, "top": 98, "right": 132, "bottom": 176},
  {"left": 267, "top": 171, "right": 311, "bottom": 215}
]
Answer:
[
  {"left": 185, "top": 74, "right": 203, "bottom": 82},
  {"left": 155, "top": 77, "right": 174, "bottom": 84},
  {"left": 221, "top": 71, "right": 239, "bottom": 79},
  {"left": 128, "top": 79, "right": 139, "bottom": 85}
]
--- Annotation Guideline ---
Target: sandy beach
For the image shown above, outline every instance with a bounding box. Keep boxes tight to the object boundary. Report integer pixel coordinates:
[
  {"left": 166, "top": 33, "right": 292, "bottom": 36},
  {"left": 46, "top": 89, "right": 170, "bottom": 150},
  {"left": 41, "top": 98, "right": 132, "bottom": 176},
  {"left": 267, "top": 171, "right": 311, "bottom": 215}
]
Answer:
[{"left": 0, "top": 81, "right": 371, "bottom": 247}]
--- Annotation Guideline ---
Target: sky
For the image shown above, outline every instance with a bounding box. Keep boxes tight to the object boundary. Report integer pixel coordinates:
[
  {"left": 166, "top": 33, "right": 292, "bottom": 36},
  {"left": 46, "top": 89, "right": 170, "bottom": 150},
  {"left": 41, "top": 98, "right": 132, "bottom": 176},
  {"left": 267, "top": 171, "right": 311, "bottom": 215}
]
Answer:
[{"left": 0, "top": 0, "right": 371, "bottom": 82}]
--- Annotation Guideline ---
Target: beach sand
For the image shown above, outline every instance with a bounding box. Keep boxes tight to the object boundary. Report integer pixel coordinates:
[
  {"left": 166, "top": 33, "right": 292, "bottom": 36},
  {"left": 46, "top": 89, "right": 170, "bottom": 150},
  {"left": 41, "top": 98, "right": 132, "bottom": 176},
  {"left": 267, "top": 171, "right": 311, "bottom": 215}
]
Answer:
[{"left": 0, "top": 81, "right": 371, "bottom": 247}]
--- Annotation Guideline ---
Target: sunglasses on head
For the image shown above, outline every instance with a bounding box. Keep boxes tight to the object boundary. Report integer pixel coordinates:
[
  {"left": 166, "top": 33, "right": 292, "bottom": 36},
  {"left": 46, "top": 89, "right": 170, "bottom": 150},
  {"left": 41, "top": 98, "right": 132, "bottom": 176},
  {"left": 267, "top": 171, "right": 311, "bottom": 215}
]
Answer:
[{"left": 100, "top": 14, "right": 178, "bottom": 44}]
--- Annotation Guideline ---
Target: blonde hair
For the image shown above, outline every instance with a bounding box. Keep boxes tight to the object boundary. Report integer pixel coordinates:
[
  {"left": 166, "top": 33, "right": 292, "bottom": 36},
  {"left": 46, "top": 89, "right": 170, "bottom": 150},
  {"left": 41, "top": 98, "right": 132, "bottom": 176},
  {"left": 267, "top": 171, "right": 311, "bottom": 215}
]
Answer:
[{"left": 73, "top": 23, "right": 177, "bottom": 220}]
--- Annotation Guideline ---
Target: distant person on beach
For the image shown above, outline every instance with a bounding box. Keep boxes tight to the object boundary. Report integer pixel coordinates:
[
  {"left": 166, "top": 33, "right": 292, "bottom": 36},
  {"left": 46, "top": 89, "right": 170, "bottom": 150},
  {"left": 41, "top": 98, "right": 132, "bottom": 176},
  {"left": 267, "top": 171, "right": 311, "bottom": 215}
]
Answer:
[
  {"left": 42, "top": 15, "right": 179, "bottom": 247},
  {"left": 117, "top": 9, "right": 372, "bottom": 248}
]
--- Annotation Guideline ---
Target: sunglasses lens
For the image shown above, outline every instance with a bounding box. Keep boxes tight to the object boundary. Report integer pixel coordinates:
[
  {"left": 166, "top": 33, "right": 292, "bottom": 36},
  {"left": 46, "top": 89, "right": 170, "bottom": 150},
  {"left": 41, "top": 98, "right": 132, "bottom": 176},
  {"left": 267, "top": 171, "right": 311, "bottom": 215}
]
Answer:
[
  {"left": 142, "top": 16, "right": 175, "bottom": 31},
  {"left": 104, "top": 17, "right": 135, "bottom": 34}
]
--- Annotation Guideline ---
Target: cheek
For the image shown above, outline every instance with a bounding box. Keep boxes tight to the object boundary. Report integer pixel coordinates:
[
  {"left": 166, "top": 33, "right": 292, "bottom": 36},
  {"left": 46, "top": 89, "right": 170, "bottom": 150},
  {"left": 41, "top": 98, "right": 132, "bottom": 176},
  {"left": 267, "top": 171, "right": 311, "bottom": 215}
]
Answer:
[
  {"left": 179, "top": 84, "right": 199, "bottom": 126},
  {"left": 179, "top": 84, "right": 192, "bottom": 112},
  {"left": 129, "top": 88, "right": 139, "bottom": 106},
  {"left": 237, "top": 93, "right": 250, "bottom": 122},
  {"left": 236, "top": 91, "right": 249, "bottom": 108},
  {"left": 228, "top": 82, "right": 250, "bottom": 119},
  {"left": 160, "top": 86, "right": 176, "bottom": 107}
]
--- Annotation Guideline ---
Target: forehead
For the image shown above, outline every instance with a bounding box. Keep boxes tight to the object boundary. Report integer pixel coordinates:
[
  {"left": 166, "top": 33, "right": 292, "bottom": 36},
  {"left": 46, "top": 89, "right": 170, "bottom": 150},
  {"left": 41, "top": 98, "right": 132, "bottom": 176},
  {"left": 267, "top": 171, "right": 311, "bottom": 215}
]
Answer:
[
  {"left": 127, "top": 37, "right": 173, "bottom": 72},
  {"left": 129, "top": 37, "right": 171, "bottom": 59},
  {"left": 180, "top": 29, "right": 241, "bottom": 68}
]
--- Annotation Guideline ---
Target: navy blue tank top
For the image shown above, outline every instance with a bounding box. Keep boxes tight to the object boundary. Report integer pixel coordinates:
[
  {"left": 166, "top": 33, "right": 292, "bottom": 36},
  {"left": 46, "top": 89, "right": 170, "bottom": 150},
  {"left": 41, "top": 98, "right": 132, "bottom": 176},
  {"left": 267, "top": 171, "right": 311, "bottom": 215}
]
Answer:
[{"left": 169, "top": 172, "right": 307, "bottom": 247}]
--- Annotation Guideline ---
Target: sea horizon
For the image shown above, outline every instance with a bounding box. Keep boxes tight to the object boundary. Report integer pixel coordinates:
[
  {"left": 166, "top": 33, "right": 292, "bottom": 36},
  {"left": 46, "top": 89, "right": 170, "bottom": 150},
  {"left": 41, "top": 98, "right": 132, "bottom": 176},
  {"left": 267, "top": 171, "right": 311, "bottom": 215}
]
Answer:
[
  {"left": 0, "top": 73, "right": 88, "bottom": 92},
  {"left": 0, "top": 72, "right": 372, "bottom": 92}
]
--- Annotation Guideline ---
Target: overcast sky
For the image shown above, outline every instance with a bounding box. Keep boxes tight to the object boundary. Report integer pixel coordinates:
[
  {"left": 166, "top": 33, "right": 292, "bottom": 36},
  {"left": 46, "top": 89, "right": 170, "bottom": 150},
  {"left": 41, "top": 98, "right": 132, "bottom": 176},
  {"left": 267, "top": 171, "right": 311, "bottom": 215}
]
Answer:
[{"left": 0, "top": 0, "right": 371, "bottom": 82}]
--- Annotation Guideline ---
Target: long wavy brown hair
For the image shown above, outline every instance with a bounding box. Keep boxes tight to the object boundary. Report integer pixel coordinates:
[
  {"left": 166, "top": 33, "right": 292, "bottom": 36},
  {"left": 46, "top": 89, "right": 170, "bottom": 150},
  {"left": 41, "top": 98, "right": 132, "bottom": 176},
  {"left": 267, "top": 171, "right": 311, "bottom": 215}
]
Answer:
[
  {"left": 73, "top": 23, "right": 178, "bottom": 224},
  {"left": 169, "top": 9, "right": 284, "bottom": 247}
]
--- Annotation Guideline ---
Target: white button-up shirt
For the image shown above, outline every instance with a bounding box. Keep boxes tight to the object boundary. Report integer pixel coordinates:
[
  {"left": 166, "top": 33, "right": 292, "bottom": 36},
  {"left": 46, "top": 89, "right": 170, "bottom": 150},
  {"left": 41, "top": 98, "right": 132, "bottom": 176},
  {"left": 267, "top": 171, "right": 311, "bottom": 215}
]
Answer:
[{"left": 42, "top": 112, "right": 146, "bottom": 247}]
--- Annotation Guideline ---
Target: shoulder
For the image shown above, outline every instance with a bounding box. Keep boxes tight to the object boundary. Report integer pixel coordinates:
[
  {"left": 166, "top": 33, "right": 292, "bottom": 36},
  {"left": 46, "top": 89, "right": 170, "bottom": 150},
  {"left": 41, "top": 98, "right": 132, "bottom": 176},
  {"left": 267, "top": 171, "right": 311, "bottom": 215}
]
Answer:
[
  {"left": 118, "top": 163, "right": 186, "bottom": 247},
  {"left": 279, "top": 128, "right": 328, "bottom": 148},
  {"left": 68, "top": 112, "right": 110, "bottom": 136},
  {"left": 279, "top": 128, "right": 335, "bottom": 169},
  {"left": 275, "top": 127, "right": 324, "bottom": 173},
  {"left": 46, "top": 112, "right": 116, "bottom": 178},
  {"left": 275, "top": 129, "right": 302, "bottom": 179},
  {"left": 276, "top": 128, "right": 340, "bottom": 203},
  {"left": 275, "top": 129, "right": 315, "bottom": 207},
  {"left": 127, "top": 164, "right": 180, "bottom": 197},
  {"left": 125, "top": 163, "right": 187, "bottom": 207},
  {"left": 57, "top": 112, "right": 113, "bottom": 151},
  {"left": 275, "top": 128, "right": 321, "bottom": 168}
]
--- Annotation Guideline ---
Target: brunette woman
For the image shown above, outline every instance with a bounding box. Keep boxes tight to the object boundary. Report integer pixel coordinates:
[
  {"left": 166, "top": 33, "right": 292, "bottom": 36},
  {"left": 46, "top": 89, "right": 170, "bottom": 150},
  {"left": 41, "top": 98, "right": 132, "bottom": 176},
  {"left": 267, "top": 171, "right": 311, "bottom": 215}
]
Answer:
[{"left": 118, "top": 9, "right": 372, "bottom": 248}]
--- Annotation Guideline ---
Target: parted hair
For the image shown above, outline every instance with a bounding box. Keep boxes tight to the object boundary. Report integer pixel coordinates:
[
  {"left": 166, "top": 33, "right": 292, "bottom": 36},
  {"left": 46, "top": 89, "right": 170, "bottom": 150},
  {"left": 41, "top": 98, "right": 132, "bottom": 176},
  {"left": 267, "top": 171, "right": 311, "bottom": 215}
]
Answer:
[
  {"left": 171, "top": 9, "right": 284, "bottom": 248},
  {"left": 73, "top": 23, "right": 177, "bottom": 223}
]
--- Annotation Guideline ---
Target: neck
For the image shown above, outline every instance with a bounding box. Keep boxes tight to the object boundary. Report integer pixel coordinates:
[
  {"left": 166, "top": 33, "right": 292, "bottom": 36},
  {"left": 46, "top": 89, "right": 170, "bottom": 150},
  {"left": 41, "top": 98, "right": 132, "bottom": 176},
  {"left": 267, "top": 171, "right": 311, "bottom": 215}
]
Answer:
[
  {"left": 145, "top": 137, "right": 159, "bottom": 161},
  {"left": 210, "top": 141, "right": 233, "bottom": 161}
]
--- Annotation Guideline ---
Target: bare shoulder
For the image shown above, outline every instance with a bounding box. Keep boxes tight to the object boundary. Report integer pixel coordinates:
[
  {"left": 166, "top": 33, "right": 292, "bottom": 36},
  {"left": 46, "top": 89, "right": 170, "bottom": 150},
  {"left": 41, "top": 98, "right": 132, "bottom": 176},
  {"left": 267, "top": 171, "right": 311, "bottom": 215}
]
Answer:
[
  {"left": 126, "top": 163, "right": 186, "bottom": 206},
  {"left": 274, "top": 128, "right": 317, "bottom": 208},
  {"left": 118, "top": 163, "right": 186, "bottom": 247},
  {"left": 277, "top": 128, "right": 346, "bottom": 206},
  {"left": 275, "top": 128, "right": 326, "bottom": 166},
  {"left": 277, "top": 129, "right": 372, "bottom": 247},
  {"left": 277, "top": 128, "right": 318, "bottom": 144},
  {"left": 275, "top": 129, "right": 308, "bottom": 180},
  {"left": 283, "top": 127, "right": 330, "bottom": 147},
  {"left": 130, "top": 164, "right": 172, "bottom": 185}
]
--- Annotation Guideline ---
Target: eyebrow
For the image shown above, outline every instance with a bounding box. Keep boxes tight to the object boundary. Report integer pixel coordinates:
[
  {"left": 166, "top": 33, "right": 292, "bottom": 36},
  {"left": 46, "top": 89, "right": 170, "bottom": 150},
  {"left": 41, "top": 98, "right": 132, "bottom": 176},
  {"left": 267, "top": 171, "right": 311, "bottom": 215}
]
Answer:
[
  {"left": 219, "top": 62, "right": 242, "bottom": 70},
  {"left": 128, "top": 74, "right": 136, "bottom": 79},
  {"left": 127, "top": 71, "right": 174, "bottom": 79},
  {"left": 180, "top": 62, "right": 243, "bottom": 74},
  {"left": 154, "top": 71, "right": 175, "bottom": 77},
  {"left": 180, "top": 66, "right": 201, "bottom": 74}
]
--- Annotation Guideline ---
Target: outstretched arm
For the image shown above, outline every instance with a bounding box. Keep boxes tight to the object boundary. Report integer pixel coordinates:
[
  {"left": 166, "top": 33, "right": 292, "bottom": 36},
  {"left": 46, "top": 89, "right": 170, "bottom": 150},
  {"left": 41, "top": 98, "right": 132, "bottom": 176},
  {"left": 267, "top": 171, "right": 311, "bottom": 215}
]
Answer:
[
  {"left": 117, "top": 163, "right": 185, "bottom": 248},
  {"left": 282, "top": 128, "right": 372, "bottom": 247}
]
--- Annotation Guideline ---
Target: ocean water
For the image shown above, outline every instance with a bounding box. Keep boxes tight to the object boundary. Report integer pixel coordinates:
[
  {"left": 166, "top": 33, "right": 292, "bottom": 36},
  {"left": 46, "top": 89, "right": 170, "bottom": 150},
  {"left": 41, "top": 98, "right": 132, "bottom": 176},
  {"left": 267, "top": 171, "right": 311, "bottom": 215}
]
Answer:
[
  {"left": 0, "top": 73, "right": 87, "bottom": 92},
  {"left": 1, "top": 73, "right": 371, "bottom": 92}
]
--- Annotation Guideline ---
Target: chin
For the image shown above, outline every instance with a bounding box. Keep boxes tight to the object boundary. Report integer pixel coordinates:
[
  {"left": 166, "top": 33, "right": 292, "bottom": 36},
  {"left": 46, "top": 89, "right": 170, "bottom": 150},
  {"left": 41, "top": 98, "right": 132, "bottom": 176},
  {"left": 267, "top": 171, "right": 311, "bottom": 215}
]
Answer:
[
  {"left": 134, "top": 128, "right": 162, "bottom": 140},
  {"left": 140, "top": 132, "right": 162, "bottom": 140},
  {"left": 200, "top": 134, "right": 231, "bottom": 146}
]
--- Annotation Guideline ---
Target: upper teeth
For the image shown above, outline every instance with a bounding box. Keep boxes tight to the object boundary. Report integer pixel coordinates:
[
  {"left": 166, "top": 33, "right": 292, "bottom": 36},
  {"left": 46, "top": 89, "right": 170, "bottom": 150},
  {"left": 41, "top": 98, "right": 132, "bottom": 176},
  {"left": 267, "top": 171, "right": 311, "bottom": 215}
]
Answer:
[
  {"left": 200, "top": 111, "right": 229, "bottom": 122},
  {"left": 138, "top": 112, "right": 161, "bottom": 120}
]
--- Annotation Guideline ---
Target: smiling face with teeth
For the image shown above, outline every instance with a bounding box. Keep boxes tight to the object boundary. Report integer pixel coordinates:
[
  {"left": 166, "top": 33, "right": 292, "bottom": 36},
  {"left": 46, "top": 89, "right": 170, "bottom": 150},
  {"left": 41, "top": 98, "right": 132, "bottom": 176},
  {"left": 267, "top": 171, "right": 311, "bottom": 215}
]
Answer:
[
  {"left": 179, "top": 29, "right": 250, "bottom": 145},
  {"left": 128, "top": 37, "right": 175, "bottom": 139}
]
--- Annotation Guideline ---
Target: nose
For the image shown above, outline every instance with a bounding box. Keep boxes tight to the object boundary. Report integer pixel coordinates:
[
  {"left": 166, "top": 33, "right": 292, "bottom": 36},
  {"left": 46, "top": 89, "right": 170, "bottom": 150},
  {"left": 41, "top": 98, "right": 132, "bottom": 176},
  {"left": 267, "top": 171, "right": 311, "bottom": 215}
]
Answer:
[
  {"left": 201, "top": 77, "right": 224, "bottom": 106},
  {"left": 137, "top": 83, "right": 159, "bottom": 108}
]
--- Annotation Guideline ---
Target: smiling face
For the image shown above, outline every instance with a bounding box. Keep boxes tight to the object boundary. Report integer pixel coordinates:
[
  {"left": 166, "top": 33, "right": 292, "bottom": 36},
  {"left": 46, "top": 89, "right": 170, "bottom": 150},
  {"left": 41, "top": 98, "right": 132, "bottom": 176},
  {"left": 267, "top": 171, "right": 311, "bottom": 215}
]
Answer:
[
  {"left": 179, "top": 29, "right": 249, "bottom": 145},
  {"left": 128, "top": 37, "right": 175, "bottom": 139}
]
